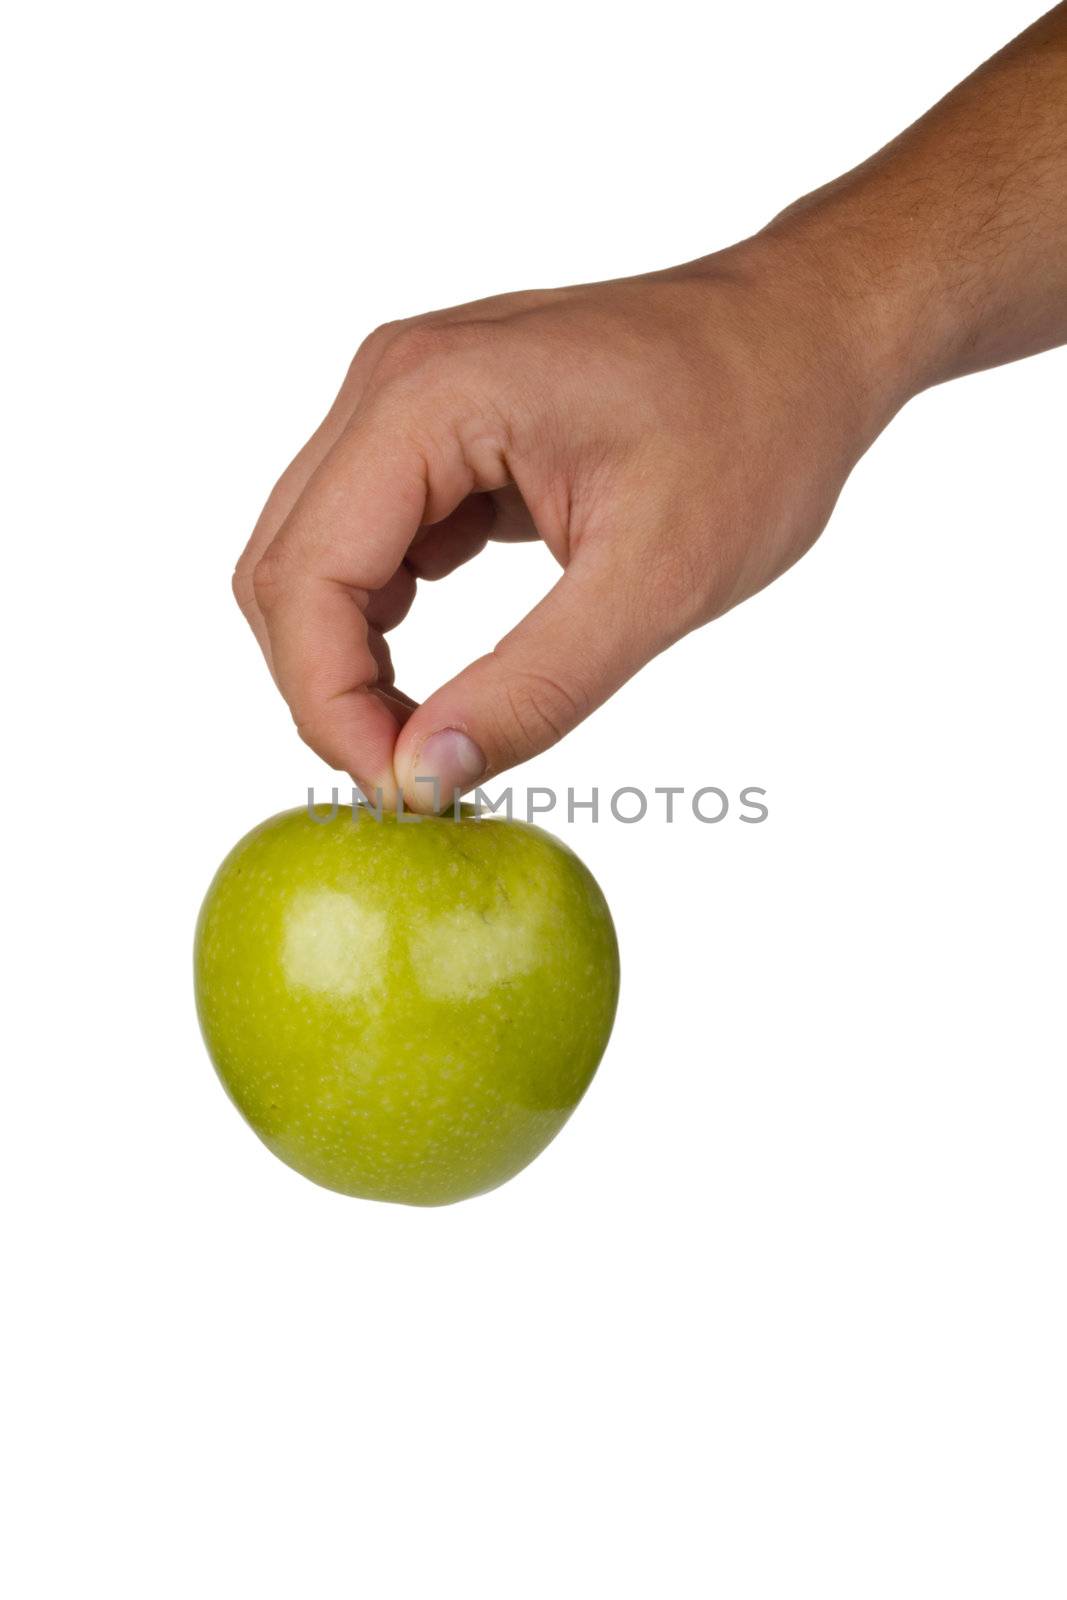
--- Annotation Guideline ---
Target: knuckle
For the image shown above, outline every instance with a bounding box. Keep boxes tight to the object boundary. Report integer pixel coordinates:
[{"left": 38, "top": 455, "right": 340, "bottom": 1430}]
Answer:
[
  {"left": 251, "top": 549, "right": 286, "bottom": 611},
  {"left": 633, "top": 530, "right": 715, "bottom": 639},
  {"left": 373, "top": 320, "right": 457, "bottom": 384},
  {"left": 651, "top": 547, "right": 706, "bottom": 628},
  {"left": 231, "top": 562, "right": 256, "bottom": 617},
  {"left": 293, "top": 708, "right": 343, "bottom": 769},
  {"left": 347, "top": 320, "right": 403, "bottom": 384},
  {"left": 294, "top": 712, "right": 324, "bottom": 753},
  {"left": 499, "top": 667, "right": 586, "bottom": 757}
]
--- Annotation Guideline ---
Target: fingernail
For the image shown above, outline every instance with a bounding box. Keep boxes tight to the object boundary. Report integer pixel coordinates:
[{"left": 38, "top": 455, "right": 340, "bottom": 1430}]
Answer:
[{"left": 412, "top": 729, "right": 486, "bottom": 811}]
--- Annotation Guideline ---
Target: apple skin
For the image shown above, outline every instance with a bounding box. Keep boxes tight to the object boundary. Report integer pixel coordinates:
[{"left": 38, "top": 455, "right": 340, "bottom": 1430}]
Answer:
[{"left": 194, "top": 806, "right": 619, "bottom": 1205}]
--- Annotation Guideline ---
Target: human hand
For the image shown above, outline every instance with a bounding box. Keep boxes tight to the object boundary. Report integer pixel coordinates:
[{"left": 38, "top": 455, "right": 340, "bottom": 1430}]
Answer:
[
  {"left": 235, "top": 5, "right": 1067, "bottom": 812},
  {"left": 234, "top": 240, "right": 900, "bottom": 811}
]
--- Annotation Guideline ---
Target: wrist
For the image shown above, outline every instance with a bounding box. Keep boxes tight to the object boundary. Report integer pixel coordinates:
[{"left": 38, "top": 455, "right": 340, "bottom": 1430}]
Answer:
[{"left": 739, "top": 198, "right": 952, "bottom": 423}]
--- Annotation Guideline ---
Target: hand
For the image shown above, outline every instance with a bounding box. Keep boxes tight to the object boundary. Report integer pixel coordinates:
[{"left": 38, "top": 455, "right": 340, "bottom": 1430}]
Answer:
[
  {"left": 234, "top": 241, "right": 895, "bottom": 811},
  {"left": 234, "top": 5, "right": 1067, "bottom": 812}
]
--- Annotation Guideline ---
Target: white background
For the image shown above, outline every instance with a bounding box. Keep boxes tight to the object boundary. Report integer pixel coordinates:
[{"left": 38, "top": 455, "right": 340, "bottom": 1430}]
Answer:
[{"left": 3, "top": 2, "right": 1065, "bottom": 1595}]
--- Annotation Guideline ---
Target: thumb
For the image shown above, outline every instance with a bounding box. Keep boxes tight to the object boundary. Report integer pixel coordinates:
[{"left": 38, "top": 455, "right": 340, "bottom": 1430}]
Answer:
[{"left": 394, "top": 559, "right": 658, "bottom": 813}]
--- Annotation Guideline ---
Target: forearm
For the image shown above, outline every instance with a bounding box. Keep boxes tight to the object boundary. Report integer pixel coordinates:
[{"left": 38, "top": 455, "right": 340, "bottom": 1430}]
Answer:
[{"left": 759, "top": 4, "right": 1067, "bottom": 404}]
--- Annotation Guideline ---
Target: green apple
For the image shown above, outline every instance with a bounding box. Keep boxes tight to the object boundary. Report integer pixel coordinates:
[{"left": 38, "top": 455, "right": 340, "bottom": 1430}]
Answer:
[{"left": 194, "top": 805, "right": 619, "bottom": 1205}]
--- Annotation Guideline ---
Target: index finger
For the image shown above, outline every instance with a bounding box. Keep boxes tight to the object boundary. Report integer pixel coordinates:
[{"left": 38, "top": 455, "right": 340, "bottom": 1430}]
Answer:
[{"left": 252, "top": 402, "right": 467, "bottom": 802}]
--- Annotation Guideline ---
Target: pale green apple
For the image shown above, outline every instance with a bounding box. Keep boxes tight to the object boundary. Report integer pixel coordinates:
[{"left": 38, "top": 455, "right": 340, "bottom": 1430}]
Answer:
[{"left": 194, "top": 805, "right": 619, "bottom": 1205}]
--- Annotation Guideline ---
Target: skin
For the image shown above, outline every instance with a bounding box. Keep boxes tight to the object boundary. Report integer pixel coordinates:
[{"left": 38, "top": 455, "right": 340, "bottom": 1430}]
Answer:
[
  {"left": 233, "top": 6, "right": 1067, "bottom": 813},
  {"left": 194, "top": 808, "right": 619, "bottom": 1205}
]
